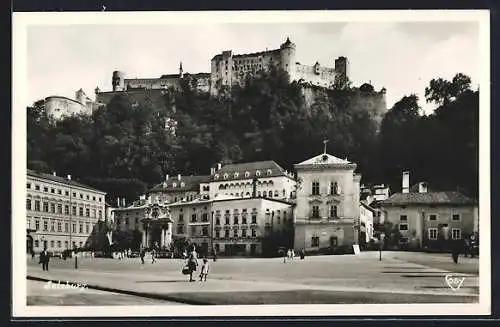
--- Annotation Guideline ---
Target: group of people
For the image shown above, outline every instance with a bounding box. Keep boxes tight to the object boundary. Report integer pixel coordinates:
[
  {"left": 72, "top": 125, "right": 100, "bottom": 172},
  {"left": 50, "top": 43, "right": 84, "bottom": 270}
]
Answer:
[
  {"left": 184, "top": 246, "right": 210, "bottom": 282},
  {"left": 283, "top": 248, "right": 306, "bottom": 262}
]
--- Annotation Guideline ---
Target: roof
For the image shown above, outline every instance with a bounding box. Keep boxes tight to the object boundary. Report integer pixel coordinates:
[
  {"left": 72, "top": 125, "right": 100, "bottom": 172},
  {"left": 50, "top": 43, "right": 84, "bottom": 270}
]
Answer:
[
  {"left": 380, "top": 191, "right": 477, "bottom": 206},
  {"left": 159, "top": 74, "right": 181, "bottom": 79},
  {"left": 360, "top": 202, "right": 376, "bottom": 212},
  {"left": 211, "top": 160, "right": 293, "bottom": 182},
  {"left": 148, "top": 175, "right": 210, "bottom": 193},
  {"left": 295, "top": 153, "right": 355, "bottom": 168},
  {"left": 27, "top": 169, "right": 106, "bottom": 194}
]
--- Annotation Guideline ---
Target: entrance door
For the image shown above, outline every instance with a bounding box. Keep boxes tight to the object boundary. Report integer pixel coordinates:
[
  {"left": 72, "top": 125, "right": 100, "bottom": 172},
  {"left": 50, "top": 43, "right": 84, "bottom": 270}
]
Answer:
[{"left": 329, "top": 236, "right": 338, "bottom": 247}]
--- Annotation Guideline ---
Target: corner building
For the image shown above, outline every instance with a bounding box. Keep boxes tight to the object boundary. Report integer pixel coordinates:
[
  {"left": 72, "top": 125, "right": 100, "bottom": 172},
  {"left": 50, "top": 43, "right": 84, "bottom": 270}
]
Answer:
[
  {"left": 26, "top": 170, "right": 106, "bottom": 255},
  {"left": 293, "top": 152, "right": 361, "bottom": 252}
]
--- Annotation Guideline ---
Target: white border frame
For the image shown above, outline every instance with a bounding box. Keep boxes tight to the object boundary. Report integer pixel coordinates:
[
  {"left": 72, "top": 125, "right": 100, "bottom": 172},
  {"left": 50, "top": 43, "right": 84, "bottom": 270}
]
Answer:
[{"left": 12, "top": 9, "right": 490, "bottom": 317}]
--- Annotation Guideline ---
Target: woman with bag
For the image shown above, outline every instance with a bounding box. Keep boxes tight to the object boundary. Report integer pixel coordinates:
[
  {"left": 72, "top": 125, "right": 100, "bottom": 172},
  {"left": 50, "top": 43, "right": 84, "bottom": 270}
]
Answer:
[{"left": 187, "top": 249, "right": 198, "bottom": 282}]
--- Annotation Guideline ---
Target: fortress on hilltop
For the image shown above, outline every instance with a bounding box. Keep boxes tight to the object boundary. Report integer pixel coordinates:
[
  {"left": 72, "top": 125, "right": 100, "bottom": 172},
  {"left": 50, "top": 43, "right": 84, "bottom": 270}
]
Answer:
[{"left": 44, "top": 38, "right": 386, "bottom": 120}]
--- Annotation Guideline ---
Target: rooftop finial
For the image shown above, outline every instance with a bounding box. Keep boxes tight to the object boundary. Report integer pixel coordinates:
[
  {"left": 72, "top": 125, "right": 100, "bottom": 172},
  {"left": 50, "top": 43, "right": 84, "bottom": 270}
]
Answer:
[{"left": 323, "top": 139, "right": 329, "bottom": 154}]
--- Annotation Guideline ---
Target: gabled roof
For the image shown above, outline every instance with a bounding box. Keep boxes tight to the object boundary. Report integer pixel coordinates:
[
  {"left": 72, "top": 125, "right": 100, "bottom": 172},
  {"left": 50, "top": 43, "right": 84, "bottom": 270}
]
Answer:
[
  {"left": 148, "top": 175, "right": 210, "bottom": 193},
  {"left": 295, "top": 153, "right": 354, "bottom": 167},
  {"left": 27, "top": 169, "right": 106, "bottom": 194},
  {"left": 380, "top": 191, "right": 477, "bottom": 206},
  {"left": 211, "top": 160, "right": 292, "bottom": 182}
]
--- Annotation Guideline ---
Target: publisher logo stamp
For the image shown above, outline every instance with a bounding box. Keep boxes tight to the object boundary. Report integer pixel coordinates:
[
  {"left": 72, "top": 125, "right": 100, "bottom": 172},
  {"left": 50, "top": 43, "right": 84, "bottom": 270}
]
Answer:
[{"left": 445, "top": 274, "right": 465, "bottom": 291}]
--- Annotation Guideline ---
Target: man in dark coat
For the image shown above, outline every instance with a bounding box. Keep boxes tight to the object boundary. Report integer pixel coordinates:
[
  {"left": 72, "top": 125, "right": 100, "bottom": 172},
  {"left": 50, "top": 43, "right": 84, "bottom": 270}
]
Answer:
[
  {"left": 451, "top": 240, "right": 461, "bottom": 264},
  {"left": 39, "top": 247, "right": 50, "bottom": 271}
]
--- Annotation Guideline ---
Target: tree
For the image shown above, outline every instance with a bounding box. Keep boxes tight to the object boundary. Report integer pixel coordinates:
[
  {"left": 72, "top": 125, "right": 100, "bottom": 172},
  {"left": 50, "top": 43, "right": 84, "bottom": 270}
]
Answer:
[{"left": 425, "top": 73, "right": 472, "bottom": 106}]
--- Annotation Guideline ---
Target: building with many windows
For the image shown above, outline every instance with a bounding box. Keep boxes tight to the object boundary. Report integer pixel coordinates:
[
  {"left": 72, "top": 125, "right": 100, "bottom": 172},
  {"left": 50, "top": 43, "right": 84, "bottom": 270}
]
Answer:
[
  {"left": 202, "top": 161, "right": 296, "bottom": 201},
  {"left": 293, "top": 151, "right": 361, "bottom": 252},
  {"left": 379, "top": 172, "right": 478, "bottom": 250},
  {"left": 26, "top": 170, "right": 106, "bottom": 255},
  {"left": 148, "top": 174, "right": 210, "bottom": 203}
]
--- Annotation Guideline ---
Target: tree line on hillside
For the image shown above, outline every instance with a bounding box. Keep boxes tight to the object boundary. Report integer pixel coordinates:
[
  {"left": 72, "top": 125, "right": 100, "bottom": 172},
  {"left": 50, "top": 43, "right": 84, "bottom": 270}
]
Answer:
[{"left": 27, "top": 68, "right": 478, "bottom": 202}]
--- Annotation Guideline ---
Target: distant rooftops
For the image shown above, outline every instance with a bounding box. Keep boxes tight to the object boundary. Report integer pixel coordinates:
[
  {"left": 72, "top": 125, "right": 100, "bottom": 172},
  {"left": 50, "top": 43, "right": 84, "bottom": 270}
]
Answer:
[
  {"left": 27, "top": 169, "right": 106, "bottom": 194},
  {"left": 295, "top": 153, "right": 355, "bottom": 169},
  {"left": 211, "top": 160, "right": 294, "bottom": 181},
  {"left": 149, "top": 175, "right": 210, "bottom": 193},
  {"left": 380, "top": 191, "right": 476, "bottom": 206}
]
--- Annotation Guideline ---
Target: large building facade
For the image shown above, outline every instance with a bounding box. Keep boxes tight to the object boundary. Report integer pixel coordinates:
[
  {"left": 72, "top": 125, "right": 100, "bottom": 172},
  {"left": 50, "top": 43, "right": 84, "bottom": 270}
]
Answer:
[
  {"left": 380, "top": 173, "right": 478, "bottom": 250},
  {"left": 293, "top": 152, "right": 361, "bottom": 252},
  {"left": 26, "top": 170, "right": 106, "bottom": 255}
]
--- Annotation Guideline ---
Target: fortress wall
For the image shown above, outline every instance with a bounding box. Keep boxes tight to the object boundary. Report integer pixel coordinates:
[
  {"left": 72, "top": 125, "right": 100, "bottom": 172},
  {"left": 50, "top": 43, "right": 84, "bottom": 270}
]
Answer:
[
  {"left": 294, "top": 63, "right": 336, "bottom": 88},
  {"left": 45, "top": 97, "right": 90, "bottom": 120}
]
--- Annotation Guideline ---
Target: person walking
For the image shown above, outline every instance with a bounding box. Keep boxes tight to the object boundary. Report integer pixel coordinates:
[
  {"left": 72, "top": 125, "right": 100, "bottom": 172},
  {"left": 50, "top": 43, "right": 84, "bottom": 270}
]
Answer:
[
  {"left": 199, "top": 258, "right": 210, "bottom": 282},
  {"left": 451, "top": 240, "right": 460, "bottom": 264},
  {"left": 187, "top": 251, "right": 198, "bottom": 282},
  {"left": 291, "top": 249, "right": 295, "bottom": 260},
  {"left": 39, "top": 247, "right": 50, "bottom": 271},
  {"left": 151, "top": 248, "right": 157, "bottom": 264},
  {"left": 140, "top": 249, "right": 146, "bottom": 265}
]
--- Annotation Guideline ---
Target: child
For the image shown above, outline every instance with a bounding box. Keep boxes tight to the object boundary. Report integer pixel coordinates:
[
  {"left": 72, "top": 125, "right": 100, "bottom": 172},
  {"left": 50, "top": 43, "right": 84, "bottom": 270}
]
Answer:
[{"left": 199, "top": 258, "right": 209, "bottom": 282}]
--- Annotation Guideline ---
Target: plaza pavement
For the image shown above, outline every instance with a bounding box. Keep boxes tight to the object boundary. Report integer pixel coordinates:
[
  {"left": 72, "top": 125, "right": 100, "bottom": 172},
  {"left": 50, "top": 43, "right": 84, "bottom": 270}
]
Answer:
[{"left": 26, "top": 251, "right": 479, "bottom": 305}]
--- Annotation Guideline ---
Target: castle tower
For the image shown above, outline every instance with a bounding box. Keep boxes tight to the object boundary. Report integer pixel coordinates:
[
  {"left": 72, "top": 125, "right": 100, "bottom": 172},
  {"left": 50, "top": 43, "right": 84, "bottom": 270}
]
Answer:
[
  {"left": 334, "top": 57, "right": 349, "bottom": 88},
  {"left": 279, "top": 37, "right": 296, "bottom": 81},
  {"left": 75, "top": 88, "right": 86, "bottom": 104},
  {"left": 179, "top": 62, "right": 184, "bottom": 79},
  {"left": 112, "top": 70, "right": 125, "bottom": 92}
]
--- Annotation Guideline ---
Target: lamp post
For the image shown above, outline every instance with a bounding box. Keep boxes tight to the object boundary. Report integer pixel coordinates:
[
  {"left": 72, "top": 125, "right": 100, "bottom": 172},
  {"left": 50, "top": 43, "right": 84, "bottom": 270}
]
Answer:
[{"left": 379, "top": 233, "right": 385, "bottom": 261}]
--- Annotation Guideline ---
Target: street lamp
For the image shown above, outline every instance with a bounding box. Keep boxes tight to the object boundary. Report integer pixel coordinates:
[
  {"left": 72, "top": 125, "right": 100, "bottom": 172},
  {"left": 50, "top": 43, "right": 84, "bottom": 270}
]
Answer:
[{"left": 379, "top": 233, "right": 385, "bottom": 261}]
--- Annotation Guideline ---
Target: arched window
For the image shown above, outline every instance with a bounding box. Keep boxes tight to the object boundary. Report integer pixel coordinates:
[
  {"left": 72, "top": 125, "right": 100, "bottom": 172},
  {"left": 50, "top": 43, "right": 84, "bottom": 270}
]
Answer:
[
  {"left": 246, "top": 192, "right": 250, "bottom": 197},
  {"left": 267, "top": 169, "right": 272, "bottom": 176},
  {"left": 172, "top": 183, "right": 177, "bottom": 188},
  {"left": 223, "top": 173, "right": 229, "bottom": 179},
  {"left": 257, "top": 191, "right": 262, "bottom": 197},
  {"left": 234, "top": 172, "right": 239, "bottom": 178},
  {"left": 274, "top": 190, "right": 279, "bottom": 197},
  {"left": 219, "top": 184, "right": 225, "bottom": 190},
  {"left": 245, "top": 171, "right": 250, "bottom": 178},
  {"left": 268, "top": 191, "right": 273, "bottom": 197},
  {"left": 180, "top": 182, "right": 185, "bottom": 187},
  {"left": 214, "top": 174, "right": 219, "bottom": 180},
  {"left": 256, "top": 170, "right": 261, "bottom": 177}
]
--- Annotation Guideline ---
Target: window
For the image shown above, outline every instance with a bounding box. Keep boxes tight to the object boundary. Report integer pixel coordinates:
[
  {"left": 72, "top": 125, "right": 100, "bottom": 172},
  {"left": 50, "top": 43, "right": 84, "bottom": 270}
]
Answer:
[
  {"left": 251, "top": 229, "right": 256, "bottom": 237},
  {"left": 35, "top": 185, "right": 40, "bottom": 191},
  {"left": 34, "top": 200, "right": 40, "bottom": 211},
  {"left": 268, "top": 191, "right": 272, "bottom": 197},
  {"left": 43, "top": 187, "right": 48, "bottom": 192},
  {"left": 56, "top": 204, "right": 62, "bottom": 214},
  {"left": 267, "top": 169, "right": 272, "bottom": 176},
  {"left": 65, "top": 222, "right": 68, "bottom": 232},
  {"left": 311, "top": 236, "right": 320, "bottom": 247},
  {"left": 35, "top": 219, "right": 40, "bottom": 231},
  {"left": 27, "top": 183, "right": 31, "bottom": 189},
  {"left": 57, "top": 221, "right": 62, "bottom": 232},
  {"left": 43, "top": 202, "right": 49, "bottom": 212},
  {"left": 399, "top": 223, "right": 408, "bottom": 231},
  {"left": 64, "top": 241, "right": 68, "bottom": 249},
  {"left": 234, "top": 217, "right": 239, "bottom": 225},
  {"left": 51, "top": 188, "right": 55, "bottom": 194},
  {"left": 245, "top": 172, "right": 250, "bottom": 178},
  {"left": 79, "top": 242, "right": 83, "bottom": 248},
  {"left": 79, "top": 207, "right": 84, "bottom": 216},
  {"left": 50, "top": 240, "right": 54, "bottom": 248},
  {"left": 72, "top": 192, "right": 76, "bottom": 197},
  {"left": 57, "top": 240, "right": 61, "bottom": 248},
  {"left": 225, "top": 217, "right": 230, "bottom": 225},
  {"left": 50, "top": 220, "right": 55, "bottom": 231},
  {"left": 216, "top": 218, "right": 220, "bottom": 225},
  {"left": 256, "top": 170, "right": 261, "bottom": 177},
  {"left": 428, "top": 228, "right": 438, "bottom": 240},
  {"left": 86, "top": 195, "right": 90, "bottom": 200},
  {"left": 72, "top": 223, "right": 76, "bottom": 233},
  {"left": 34, "top": 240, "right": 39, "bottom": 248},
  {"left": 50, "top": 203, "right": 55, "bottom": 213},
  {"left": 177, "top": 225, "right": 184, "bottom": 234},
  {"left": 452, "top": 228, "right": 461, "bottom": 240},
  {"left": 202, "top": 213, "right": 208, "bottom": 222},
  {"left": 400, "top": 215, "right": 407, "bottom": 221},
  {"left": 214, "top": 174, "right": 219, "bottom": 180},
  {"left": 80, "top": 193, "right": 83, "bottom": 199},
  {"left": 79, "top": 223, "right": 83, "bottom": 233},
  {"left": 224, "top": 229, "right": 230, "bottom": 238},
  {"left": 251, "top": 214, "right": 257, "bottom": 224},
  {"left": 242, "top": 216, "right": 247, "bottom": 224},
  {"left": 429, "top": 214, "right": 437, "bottom": 221},
  {"left": 330, "top": 182, "right": 339, "bottom": 195},
  {"left": 233, "top": 230, "right": 238, "bottom": 238},
  {"left": 98, "top": 210, "right": 102, "bottom": 219},
  {"left": 330, "top": 205, "right": 338, "bottom": 218},
  {"left": 215, "top": 230, "right": 220, "bottom": 238},
  {"left": 43, "top": 220, "right": 48, "bottom": 231},
  {"left": 72, "top": 206, "right": 77, "bottom": 216},
  {"left": 452, "top": 214, "right": 460, "bottom": 221},
  {"left": 312, "top": 181, "right": 320, "bottom": 195},
  {"left": 93, "top": 196, "right": 96, "bottom": 201},
  {"left": 26, "top": 199, "right": 31, "bottom": 210},
  {"left": 58, "top": 189, "right": 62, "bottom": 195},
  {"left": 312, "top": 206, "right": 320, "bottom": 218},
  {"left": 202, "top": 227, "right": 208, "bottom": 236},
  {"left": 242, "top": 229, "right": 247, "bottom": 237},
  {"left": 65, "top": 191, "right": 69, "bottom": 196},
  {"left": 92, "top": 209, "right": 96, "bottom": 217},
  {"left": 86, "top": 223, "right": 90, "bottom": 234},
  {"left": 191, "top": 214, "right": 197, "bottom": 222},
  {"left": 99, "top": 197, "right": 102, "bottom": 202},
  {"left": 85, "top": 208, "right": 90, "bottom": 217}
]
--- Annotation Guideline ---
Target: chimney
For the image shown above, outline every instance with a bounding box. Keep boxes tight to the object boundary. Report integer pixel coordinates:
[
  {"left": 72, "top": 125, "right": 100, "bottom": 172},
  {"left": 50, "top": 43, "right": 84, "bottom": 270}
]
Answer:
[
  {"left": 210, "top": 167, "right": 215, "bottom": 175},
  {"left": 122, "top": 198, "right": 126, "bottom": 207},
  {"left": 217, "top": 163, "right": 222, "bottom": 171},
  {"left": 52, "top": 171, "right": 56, "bottom": 176},
  {"left": 402, "top": 171, "right": 410, "bottom": 194},
  {"left": 418, "top": 182, "right": 428, "bottom": 193},
  {"left": 67, "top": 174, "right": 71, "bottom": 180},
  {"left": 166, "top": 174, "right": 169, "bottom": 181},
  {"left": 177, "top": 174, "right": 181, "bottom": 181},
  {"left": 116, "top": 197, "right": 120, "bottom": 208}
]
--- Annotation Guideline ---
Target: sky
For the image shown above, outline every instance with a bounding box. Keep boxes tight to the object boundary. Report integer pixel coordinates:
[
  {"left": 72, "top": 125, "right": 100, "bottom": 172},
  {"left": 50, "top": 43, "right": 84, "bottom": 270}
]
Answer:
[{"left": 26, "top": 20, "right": 480, "bottom": 114}]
